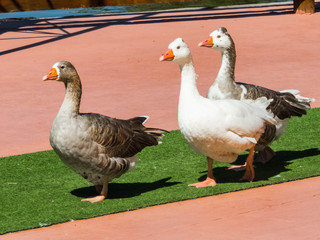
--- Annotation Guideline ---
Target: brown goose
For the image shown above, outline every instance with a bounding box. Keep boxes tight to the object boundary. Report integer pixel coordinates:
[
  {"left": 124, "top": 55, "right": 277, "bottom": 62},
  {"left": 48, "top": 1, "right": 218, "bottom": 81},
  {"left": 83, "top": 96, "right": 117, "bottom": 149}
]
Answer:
[
  {"left": 199, "top": 27, "right": 314, "bottom": 165},
  {"left": 43, "top": 61, "right": 164, "bottom": 203}
]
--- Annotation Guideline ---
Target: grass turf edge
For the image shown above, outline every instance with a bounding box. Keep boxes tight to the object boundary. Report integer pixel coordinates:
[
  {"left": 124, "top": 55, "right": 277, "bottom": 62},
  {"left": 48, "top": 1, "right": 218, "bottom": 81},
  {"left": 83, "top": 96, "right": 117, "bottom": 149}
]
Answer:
[{"left": 0, "top": 108, "right": 319, "bottom": 235}]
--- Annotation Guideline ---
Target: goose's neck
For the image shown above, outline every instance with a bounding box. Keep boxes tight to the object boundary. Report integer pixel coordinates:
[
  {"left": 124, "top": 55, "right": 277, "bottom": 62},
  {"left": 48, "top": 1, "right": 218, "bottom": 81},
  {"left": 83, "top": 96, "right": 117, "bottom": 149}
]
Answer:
[
  {"left": 179, "top": 61, "right": 201, "bottom": 99},
  {"left": 59, "top": 78, "right": 82, "bottom": 116},
  {"left": 178, "top": 60, "right": 203, "bottom": 131},
  {"left": 216, "top": 47, "right": 236, "bottom": 84}
]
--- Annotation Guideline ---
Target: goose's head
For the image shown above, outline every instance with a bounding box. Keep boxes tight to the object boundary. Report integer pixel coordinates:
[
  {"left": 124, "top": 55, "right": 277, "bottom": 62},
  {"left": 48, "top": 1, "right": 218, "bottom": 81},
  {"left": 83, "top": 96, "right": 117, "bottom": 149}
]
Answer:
[
  {"left": 198, "top": 27, "right": 233, "bottom": 52},
  {"left": 43, "top": 61, "right": 79, "bottom": 83},
  {"left": 160, "top": 38, "right": 192, "bottom": 65}
]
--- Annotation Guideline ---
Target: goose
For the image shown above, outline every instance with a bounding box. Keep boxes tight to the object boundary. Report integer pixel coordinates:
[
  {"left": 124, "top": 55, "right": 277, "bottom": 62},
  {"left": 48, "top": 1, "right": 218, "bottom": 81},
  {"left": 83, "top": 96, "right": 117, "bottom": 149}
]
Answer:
[
  {"left": 43, "top": 61, "right": 164, "bottom": 203},
  {"left": 199, "top": 27, "right": 314, "bottom": 165},
  {"left": 160, "top": 38, "right": 276, "bottom": 187}
]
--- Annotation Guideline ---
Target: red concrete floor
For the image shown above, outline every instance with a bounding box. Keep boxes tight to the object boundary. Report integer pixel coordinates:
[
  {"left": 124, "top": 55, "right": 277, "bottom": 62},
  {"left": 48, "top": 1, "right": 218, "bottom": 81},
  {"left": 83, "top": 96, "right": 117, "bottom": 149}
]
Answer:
[
  {"left": 0, "top": 2, "right": 319, "bottom": 239},
  {"left": 0, "top": 2, "right": 319, "bottom": 157},
  {"left": 2, "top": 176, "right": 320, "bottom": 240}
]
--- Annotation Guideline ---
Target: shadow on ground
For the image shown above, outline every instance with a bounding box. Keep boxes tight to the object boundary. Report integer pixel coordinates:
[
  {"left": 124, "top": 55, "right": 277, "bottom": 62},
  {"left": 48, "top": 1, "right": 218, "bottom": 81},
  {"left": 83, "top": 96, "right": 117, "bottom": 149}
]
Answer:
[
  {"left": 71, "top": 177, "right": 180, "bottom": 199},
  {"left": 0, "top": 3, "right": 297, "bottom": 56},
  {"left": 197, "top": 148, "right": 320, "bottom": 183}
]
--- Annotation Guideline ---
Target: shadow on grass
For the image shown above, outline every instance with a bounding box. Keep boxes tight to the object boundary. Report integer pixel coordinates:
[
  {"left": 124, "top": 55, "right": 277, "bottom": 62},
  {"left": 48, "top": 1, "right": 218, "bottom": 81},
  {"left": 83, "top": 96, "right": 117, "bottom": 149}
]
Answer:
[
  {"left": 198, "top": 148, "right": 320, "bottom": 183},
  {"left": 70, "top": 177, "right": 181, "bottom": 199}
]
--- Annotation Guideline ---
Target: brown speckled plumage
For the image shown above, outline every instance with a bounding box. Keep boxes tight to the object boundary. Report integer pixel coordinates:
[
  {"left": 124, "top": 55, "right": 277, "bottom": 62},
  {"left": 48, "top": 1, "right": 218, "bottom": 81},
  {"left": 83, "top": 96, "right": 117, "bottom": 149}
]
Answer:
[
  {"left": 239, "top": 83, "right": 311, "bottom": 119},
  {"left": 44, "top": 61, "right": 165, "bottom": 201}
]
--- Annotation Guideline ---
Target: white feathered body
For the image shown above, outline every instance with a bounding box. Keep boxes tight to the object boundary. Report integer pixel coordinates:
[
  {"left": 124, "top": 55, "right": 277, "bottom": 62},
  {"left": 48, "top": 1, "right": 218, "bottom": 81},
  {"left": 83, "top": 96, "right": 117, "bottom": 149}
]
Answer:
[{"left": 178, "top": 62, "right": 275, "bottom": 163}]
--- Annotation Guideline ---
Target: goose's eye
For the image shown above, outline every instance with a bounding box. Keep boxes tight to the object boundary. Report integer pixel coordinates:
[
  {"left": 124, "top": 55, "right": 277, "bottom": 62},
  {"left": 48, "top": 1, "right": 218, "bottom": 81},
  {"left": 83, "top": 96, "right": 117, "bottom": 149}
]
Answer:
[
  {"left": 60, "top": 66, "right": 65, "bottom": 69},
  {"left": 217, "top": 35, "right": 221, "bottom": 38},
  {"left": 177, "top": 46, "right": 180, "bottom": 50}
]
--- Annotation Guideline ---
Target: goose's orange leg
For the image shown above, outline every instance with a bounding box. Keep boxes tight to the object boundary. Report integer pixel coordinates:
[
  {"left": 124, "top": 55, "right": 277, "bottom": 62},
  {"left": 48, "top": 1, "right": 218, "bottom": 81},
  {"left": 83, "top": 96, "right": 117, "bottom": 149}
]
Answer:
[
  {"left": 228, "top": 146, "right": 275, "bottom": 172},
  {"left": 189, "top": 157, "right": 217, "bottom": 188},
  {"left": 82, "top": 176, "right": 108, "bottom": 203},
  {"left": 240, "top": 147, "right": 255, "bottom": 182}
]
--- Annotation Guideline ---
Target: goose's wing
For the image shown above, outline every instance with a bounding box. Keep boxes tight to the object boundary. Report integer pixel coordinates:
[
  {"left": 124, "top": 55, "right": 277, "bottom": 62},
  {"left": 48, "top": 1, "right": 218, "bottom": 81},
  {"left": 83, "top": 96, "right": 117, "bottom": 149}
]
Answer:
[
  {"left": 81, "top": 113, "right": 160, "bottom": 158},
  {"left": 238, "top": 82, "right": 311, "bottom": 120},
  {"left": 213, "top": 99, "right": 272, "bottom": 136}
]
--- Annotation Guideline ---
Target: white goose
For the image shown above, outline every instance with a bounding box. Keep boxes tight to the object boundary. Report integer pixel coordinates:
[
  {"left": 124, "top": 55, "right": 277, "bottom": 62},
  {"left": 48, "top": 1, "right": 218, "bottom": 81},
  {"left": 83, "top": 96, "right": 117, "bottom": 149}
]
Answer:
[
  {"left": 160, "top": 38, "right": 276, "bottom": 187},
  {"left": 43, "top": 61, "right": 164, "bottom": 203},
  {"left": 199, "top": 27, "right": 314, "bottom": 164}
]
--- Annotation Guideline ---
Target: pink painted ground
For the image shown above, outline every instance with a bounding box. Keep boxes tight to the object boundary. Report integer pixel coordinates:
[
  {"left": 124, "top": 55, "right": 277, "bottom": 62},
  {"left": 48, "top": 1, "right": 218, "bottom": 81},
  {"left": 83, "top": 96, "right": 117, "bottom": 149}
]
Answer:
[
  {"left": 0, "top": 3, "right": 319, "bottom": 157},
  {"left": 0, "top": 2, "right": 319, "bottom": 239},
  {"left": 2, "top": 176, "right": 320, "bottom": 240}
]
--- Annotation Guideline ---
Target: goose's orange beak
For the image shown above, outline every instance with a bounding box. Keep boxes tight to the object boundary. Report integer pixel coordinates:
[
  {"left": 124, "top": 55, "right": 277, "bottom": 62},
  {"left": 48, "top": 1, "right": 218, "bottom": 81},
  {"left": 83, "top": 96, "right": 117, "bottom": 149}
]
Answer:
[
  {"left": 43, "top": 68, "right": 58, "bottom": 81},
  {"left": 160, "top": 48, "right": 175, "bottom": 61},
  {"left": 198, "top": 36, "right": 214, "bottom": 48}
]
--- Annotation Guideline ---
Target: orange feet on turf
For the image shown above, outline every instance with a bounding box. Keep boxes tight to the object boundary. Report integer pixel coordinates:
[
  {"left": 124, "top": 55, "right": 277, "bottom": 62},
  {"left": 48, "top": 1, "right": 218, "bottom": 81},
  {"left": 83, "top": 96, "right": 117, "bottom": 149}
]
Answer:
[
  {"left": 81, "top": 195, "right": 105, "bottom": 203},
  {"left": 188, "top": 177, "right": 217, "bottom": 188},
  {"left": 228, "top": 163, "right": 246, "bottom": 172},
  {"left": 240, "top": 170, "right": 254, "bottom": 182}
]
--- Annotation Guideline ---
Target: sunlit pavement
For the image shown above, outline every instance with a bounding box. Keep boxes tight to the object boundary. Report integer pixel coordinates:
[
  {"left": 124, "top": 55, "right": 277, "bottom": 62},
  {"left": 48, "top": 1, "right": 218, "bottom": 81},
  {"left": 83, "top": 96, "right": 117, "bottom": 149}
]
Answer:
[{"left": 0, "top": 2, "right": 319, "bottom": 239}]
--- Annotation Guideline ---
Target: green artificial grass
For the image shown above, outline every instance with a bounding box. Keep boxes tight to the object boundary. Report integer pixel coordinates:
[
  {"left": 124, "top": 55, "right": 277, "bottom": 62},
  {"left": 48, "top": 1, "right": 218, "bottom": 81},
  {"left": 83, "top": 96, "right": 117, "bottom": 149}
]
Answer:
[{"left": 0, "top": 108, "right": 319, "bottom": 235}]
